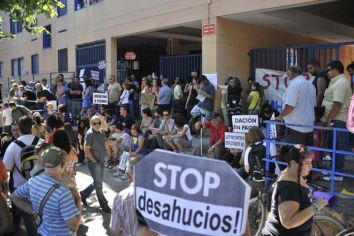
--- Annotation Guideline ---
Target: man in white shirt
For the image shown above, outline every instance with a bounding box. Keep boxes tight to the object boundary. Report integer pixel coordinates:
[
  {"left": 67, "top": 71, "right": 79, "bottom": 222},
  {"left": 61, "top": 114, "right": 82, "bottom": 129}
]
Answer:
[
  {"left": 2, "top": 103, "right": 13, "bottom": 134},
  {"left": 3, "top": 116, "right": 43, "bottom": 234},
  {"left": 276, "top": 66, "right": 316, "bottom": 145}
]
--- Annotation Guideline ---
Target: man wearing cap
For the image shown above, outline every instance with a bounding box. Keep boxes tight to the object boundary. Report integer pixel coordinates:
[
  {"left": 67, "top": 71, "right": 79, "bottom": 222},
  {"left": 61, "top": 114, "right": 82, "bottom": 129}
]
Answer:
[
  {"left": 10, "top": 146, "right": 81, "bottom": 236},
  {"left": 191, "top": 75, "right": 215, "bottom": 120},
  {"left": 80, "top": 115, "right": 111, "bottom": 213},
  {"left": 193, "top": 112, "right": 227, "bottom": 159}
]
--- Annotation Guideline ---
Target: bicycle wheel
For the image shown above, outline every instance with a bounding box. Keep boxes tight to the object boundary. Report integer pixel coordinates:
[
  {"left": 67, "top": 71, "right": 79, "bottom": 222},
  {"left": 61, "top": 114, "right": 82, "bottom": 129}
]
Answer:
[
  {"left": 336, "top": 228, "right": 354, "bottom": 236},
  {"left": 248, "top": 197, "right": 266, "bottom": 236},
  {"left": 311, "top": 214, "right": 346, "bottom": 236}
]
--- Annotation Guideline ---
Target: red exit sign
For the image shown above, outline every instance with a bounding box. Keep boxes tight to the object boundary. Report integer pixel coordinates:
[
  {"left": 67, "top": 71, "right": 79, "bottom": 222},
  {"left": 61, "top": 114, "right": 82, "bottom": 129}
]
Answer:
[{"left": 203, "top": 24, "right": 215, "bottom": 35}]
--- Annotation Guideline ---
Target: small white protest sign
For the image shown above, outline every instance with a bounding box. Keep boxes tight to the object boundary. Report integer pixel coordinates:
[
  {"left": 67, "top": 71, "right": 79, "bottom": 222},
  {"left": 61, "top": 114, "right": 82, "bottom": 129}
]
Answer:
[
  {"left": 232, "top": 115, "right": 259, "bottom": 133},
  {"left": 93, "top": 92, "right": 108, "bottom": 105},
  {"left": 79, "top": 69, "right": 85, "bottom": 78},
  {"left": 91, "top": 70, "right": 100, "bottom": 80},
  {"left": 225, "top": 132, "right": 245, "bottom": 150}
]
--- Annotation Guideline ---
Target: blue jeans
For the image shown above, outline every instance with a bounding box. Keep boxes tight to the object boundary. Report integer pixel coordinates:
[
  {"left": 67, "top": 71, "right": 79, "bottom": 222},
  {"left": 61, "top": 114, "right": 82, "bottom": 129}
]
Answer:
[
  {"left": 80, "top": 161, "right": 108, "bottom": 207},
  {"left": 331, "top": 120, "right": 348, "bottom": 172}
]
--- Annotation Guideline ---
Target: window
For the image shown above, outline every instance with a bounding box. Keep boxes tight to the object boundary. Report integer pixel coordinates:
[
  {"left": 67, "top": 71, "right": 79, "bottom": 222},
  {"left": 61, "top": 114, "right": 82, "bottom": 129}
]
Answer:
[
  {"left": 58, "top": 48, "right": 68, "bottom": 72},
  {"left": 58, "top": 0, "right": 68, "bottom": 17},
  {"left": 9, "top": 18, "right": 23, "bottom": 34},
  {"left": 75, "top": 0, "right": 103, "bottom": 11},
  {"left": 31, "top": 54, "right": 39, "bottom": 75},
  {"left": 16, "top": 22, "right": 23, "bottom": 33},
  {"left": 0, "top": 62, "right": 2, "bottom": 77},
  {"left": 43, "top": 25, "right": 51, "bottom": 48},
  {"left": 10, "top": 18, "right": 16, "bottom": 34},
  {"left": 11, "top": 57, "right": 24, "bottom": 76}
]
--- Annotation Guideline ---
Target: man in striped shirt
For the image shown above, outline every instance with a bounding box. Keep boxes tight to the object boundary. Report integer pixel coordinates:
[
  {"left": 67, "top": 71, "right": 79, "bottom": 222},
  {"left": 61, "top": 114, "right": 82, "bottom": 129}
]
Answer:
[
  {"left": 10, "top": 146, "right": 81, "bottom": 236},
  {"left": 110, "top": 158, "right": 139, "bottom": 236}
]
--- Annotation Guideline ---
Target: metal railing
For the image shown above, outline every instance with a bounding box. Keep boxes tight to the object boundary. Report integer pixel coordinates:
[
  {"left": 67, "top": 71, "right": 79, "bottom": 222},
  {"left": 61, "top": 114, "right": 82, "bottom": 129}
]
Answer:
[{"left": 264, "top": 120, "right": 354, "bottom": 199}]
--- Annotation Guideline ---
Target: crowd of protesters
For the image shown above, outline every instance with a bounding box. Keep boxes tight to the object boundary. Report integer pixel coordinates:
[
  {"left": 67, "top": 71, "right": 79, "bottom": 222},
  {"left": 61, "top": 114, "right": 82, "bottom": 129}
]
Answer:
[{"left": 0, "top": 59, "right": 352, "bottom": 236}]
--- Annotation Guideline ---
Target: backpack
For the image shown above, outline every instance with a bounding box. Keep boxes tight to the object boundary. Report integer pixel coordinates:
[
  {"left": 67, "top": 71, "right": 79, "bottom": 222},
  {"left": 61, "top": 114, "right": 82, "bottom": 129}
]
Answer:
[
  {"left": 248, "top": 142, "right": 266, "bottom": 181},
  {"left": 14, "top": 137, "right": 40, "bottom": 180},
  {"left": 347, "top": 94, "right": 354, "bottom": 133}
]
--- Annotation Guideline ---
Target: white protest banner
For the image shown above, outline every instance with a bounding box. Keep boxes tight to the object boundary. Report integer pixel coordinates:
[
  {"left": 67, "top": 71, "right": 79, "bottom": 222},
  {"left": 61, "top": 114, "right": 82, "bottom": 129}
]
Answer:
[
  {"left": 79, "top": 69, "right": 85, "bottom": 79},
  {"left": 135, "top": 150, "right": 251, "bottom": 236},
  {"left": 232, "top": 115, "right": 259, "bottom": 133},
  {"left": 91, "top": 70, "right": 100, "bottom": 81},
  {"left": 204, "top": 73, "right": 217, "bottom": 90},
  {"left": 93, "top": 92, "right": 108, "bottom": 105},
  {"left": 255, "top": 68, "right": 314, "bottom": 112},
  {"left": 225, "top": 132, "right": 245, "bottom": 150}
]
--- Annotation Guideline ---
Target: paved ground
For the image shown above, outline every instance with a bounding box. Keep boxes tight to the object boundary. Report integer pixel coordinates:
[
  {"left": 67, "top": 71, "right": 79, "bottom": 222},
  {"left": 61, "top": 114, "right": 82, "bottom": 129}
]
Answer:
[
  {"left": 11, "top": 138, "right": 354, "bottom": 235},
  {"left": 75, "top": 165, "right": 129, "bottom": 236}
]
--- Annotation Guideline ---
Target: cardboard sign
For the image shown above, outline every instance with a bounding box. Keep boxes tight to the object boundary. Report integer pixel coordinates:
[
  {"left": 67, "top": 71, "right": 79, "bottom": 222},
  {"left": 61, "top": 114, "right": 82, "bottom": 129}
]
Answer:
[
  {"left": 135, "top": 150, "right": 251, "bottom": 236},
  {"left": 93, "top": 92, "right": 108, "bottom": 105},
  {"left": 232, "top": 115, "right": 259, "bottom": 133},
  {"left": 125, "top": 51, "right": 136, "bottom": 60},
  {"left": 225, "top": 132, "right": 245, "bottom": 150},
  {"left": 204, "top": 73, "right": 217, "bottom": 91},
  {"left": 97, "top": 60, "right": 107, "bottom": 70},
  {"left": 91, "top": 70, "right": 100, "bottom": 81},
  {"left": 203, "top": 24, "right": 215, "bottom": 35}
]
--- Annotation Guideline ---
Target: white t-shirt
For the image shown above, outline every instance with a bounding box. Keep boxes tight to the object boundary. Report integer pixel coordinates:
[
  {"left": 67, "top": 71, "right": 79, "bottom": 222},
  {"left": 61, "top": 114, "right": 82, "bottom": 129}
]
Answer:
[
  {"left": 178, "top": 124, "right": 193, "bottom": 141},
  {"left": 3, "top": 108, "right": 12, "bottom": 126},
  {"left": 3, "top": 135, "right": 43, "bottom": 188},
  {"left": 120, "top": 89, "right": 130, "bottom": 105},
  {"left": 282, "top": 75, "right": 316, "bottom": 133}
]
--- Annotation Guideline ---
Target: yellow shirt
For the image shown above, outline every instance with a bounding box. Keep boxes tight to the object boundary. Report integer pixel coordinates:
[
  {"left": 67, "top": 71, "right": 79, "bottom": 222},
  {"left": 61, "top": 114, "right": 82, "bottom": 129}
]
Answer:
[
  {"left": 248, "top": 91, "right": 261, "bottom": 110},
  {"left": 322, "top": 74, "right": 352, "bottom": 122}
]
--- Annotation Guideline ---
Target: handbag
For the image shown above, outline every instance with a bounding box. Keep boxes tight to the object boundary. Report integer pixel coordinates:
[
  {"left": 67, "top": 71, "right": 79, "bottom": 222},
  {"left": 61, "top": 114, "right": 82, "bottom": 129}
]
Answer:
[{"left": 34, "top": 183, "right": 60, "bottom": 227}]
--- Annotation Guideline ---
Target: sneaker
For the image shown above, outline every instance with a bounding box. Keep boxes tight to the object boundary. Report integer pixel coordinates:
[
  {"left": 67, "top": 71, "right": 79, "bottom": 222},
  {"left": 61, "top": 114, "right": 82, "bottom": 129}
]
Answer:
[
  {"left": 323, "top": 176, "right": 343, "bottom": 181},
  {"left": 119, "top": 174, "right": 128, "bottom": 180},
  {"left": 323, "top": 155, "right": 332, "bottom": 161},
  {"left": 113, "top": 171, "right": 124, "bottom": 177}
]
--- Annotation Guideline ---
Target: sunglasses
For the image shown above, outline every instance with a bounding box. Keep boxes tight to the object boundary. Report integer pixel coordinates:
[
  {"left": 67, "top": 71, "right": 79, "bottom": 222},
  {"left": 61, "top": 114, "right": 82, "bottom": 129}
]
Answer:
[
  {"left": 93, "top": 122, "right": 101, "bottom": 126},
  {"left": 163, "top": 114, "right": 169, "bottom": 116}
]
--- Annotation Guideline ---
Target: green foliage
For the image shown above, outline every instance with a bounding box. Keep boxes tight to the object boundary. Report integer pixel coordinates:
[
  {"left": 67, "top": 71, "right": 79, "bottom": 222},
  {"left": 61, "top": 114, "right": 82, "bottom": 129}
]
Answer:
[{"left": 0, "top": 0, "right": 64, "bottom": 39}]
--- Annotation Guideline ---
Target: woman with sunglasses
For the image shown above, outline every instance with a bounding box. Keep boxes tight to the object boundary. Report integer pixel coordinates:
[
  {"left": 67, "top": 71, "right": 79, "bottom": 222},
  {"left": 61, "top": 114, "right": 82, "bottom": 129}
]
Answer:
[
  {"left": 0, "top": 160, "right": 10, "bottom": 235},
  {"left": 263, "top": 145, "right": 328, "bottom": 236}
]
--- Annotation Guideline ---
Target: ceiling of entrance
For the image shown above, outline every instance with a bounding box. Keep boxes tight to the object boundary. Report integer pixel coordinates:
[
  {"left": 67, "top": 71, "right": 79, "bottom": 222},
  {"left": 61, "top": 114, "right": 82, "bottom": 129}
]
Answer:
[{"left": 223, "top": 0, "right": 354, "bottom": 43}]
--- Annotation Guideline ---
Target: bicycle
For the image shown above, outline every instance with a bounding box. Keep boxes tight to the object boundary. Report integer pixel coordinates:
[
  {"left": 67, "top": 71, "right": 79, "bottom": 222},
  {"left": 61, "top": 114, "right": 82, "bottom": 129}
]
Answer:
[
  {"left": 336, "top": 228, "right": 354, "bottom": 236},
  {"left": 248, "top": 181, "right": 345, "bottom": 236}
]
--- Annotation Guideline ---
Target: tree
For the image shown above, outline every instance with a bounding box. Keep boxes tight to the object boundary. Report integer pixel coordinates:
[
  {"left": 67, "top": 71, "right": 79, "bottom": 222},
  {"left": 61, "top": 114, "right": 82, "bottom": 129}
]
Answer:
[{"left": 0, "top": 0, "right": 64, "bottom": 39}]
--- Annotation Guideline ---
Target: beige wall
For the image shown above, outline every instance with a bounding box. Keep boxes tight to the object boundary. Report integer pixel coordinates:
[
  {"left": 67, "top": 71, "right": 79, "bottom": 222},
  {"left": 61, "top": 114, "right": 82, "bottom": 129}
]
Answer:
[
  {"left": 0, "top": 0, "right": 321, "bottom": 80},
  {"left": 202, "top": 17, "right": 328, "bottom": 110}
]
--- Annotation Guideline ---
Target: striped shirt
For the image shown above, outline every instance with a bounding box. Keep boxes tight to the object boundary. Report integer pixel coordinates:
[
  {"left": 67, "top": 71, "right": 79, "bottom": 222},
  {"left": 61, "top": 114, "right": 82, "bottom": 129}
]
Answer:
[
  {"left": 15, "top": 175, "right": 80, "bottom": 236},
  {"left": 110, "top": 183, "right": 138, "bottom": 236}
]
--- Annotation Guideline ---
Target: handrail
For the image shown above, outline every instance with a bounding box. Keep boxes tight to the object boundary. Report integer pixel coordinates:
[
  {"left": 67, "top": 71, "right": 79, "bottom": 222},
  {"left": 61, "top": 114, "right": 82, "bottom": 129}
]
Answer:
[{"left": 264, "top": 120, "right": 354, "bottom": 200}]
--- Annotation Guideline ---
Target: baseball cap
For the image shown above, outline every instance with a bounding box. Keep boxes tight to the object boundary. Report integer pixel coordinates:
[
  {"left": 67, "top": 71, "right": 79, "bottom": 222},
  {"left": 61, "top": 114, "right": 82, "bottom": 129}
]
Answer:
[{"left": 42, "top": 146, "right": 67, "bottom": 168}]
